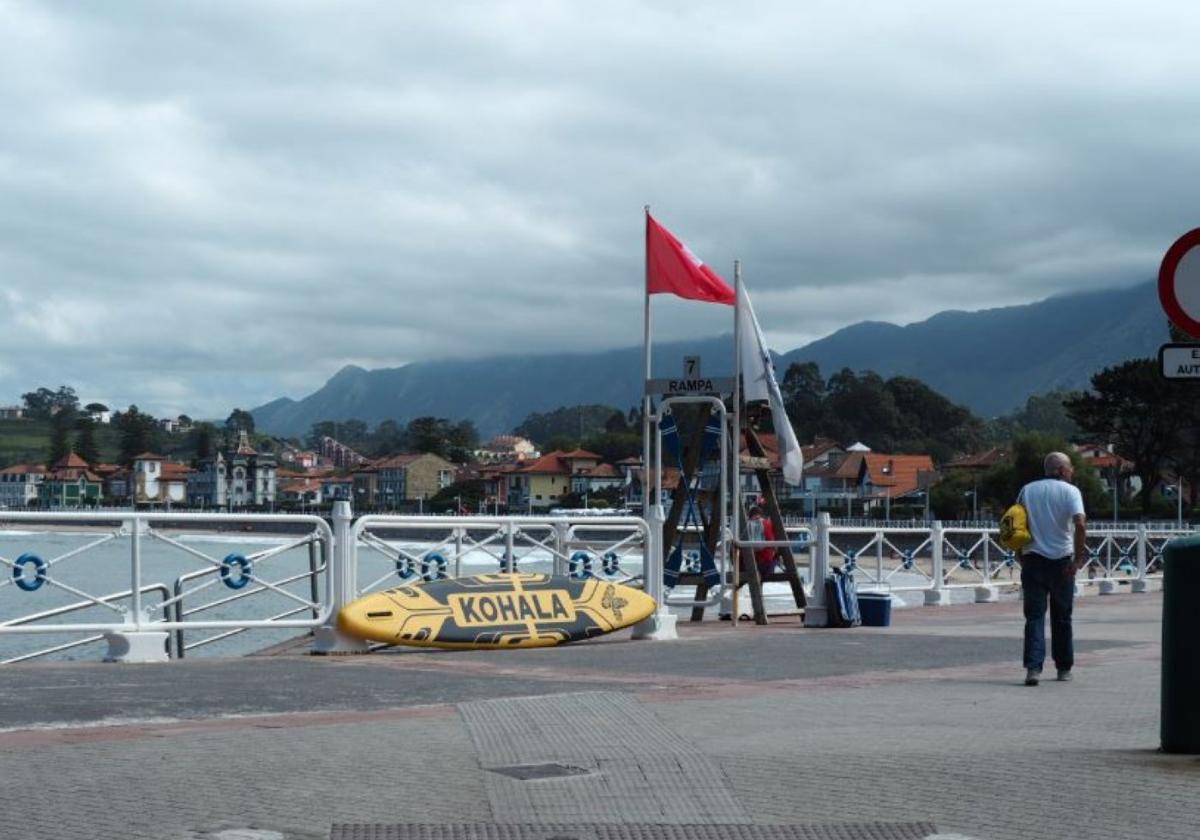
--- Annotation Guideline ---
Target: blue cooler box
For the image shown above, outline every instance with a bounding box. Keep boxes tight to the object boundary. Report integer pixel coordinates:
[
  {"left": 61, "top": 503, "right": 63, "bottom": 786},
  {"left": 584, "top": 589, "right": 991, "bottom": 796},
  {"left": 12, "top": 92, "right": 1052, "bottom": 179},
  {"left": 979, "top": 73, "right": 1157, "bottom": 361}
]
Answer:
[{"left": 857, "top": 592, "right": 892, "bottom": 627}]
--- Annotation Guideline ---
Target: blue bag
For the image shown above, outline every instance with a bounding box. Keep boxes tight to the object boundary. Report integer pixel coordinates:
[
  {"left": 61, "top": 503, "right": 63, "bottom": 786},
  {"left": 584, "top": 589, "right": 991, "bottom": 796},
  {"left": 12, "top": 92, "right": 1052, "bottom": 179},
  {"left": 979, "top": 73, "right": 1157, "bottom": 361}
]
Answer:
[{"left": 825, "top": 566, "right": 861, "bottom": 628}]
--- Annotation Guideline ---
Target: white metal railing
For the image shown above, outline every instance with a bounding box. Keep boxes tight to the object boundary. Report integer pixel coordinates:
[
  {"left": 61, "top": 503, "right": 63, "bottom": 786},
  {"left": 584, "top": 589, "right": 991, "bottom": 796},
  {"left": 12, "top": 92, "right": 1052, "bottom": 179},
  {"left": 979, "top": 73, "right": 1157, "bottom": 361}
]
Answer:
[
  {"left": 2, "top": 503, "right": 1191, "bottom": 662},
  {"left": 0, "top": 511, "right": 334, "bottom": 662},
  {"left": 350, "top": 514, "right": 650, "bottom": 598},
  {"left": 818, "top": 519, "right": 1190, "bottom": 600}
]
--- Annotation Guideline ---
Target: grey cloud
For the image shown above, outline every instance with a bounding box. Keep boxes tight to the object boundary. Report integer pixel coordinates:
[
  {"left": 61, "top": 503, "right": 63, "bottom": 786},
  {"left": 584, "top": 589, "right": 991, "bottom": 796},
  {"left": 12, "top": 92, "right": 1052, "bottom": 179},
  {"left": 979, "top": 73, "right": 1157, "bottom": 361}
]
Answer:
[{"left": 1, "top": 1, "right": 1197, "bottom": 419}]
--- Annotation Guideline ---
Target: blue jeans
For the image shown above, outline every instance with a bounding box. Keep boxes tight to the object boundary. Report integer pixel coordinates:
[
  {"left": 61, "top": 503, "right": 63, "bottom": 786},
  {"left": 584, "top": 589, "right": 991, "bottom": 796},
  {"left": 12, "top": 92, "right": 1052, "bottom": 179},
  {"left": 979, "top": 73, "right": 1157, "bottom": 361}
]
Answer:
[{"left": 1021, "top": 553, "right": 1075, "bottom": 672}]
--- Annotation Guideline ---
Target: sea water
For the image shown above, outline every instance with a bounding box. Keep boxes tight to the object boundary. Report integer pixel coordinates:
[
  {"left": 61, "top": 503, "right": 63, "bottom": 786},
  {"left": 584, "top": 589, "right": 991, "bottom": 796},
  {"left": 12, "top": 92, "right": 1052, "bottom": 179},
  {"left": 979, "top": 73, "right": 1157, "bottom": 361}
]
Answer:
[{"left": 0, "top": 527, "right": 646, "bottom": 662}]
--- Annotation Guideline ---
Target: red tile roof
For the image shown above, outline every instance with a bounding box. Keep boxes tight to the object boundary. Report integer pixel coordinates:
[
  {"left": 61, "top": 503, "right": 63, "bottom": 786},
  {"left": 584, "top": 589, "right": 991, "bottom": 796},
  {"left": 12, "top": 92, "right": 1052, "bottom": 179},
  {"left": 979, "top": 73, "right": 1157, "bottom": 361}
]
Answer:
[
  {"left": 833, "top": 452, "right": 866, "bottom": 480},
  {"left": 133, "top": 452, "right": 165, "bottom": 461},
  {"left": 54, "top": 452, "right": 90, "bottom": 469},
  {"left": 562, "top": 448, "right": 602, "bottom": 460},
  {"left": 859, "top": 454, "right": 937, "bottom": 498},
  {"left": 519, "top": 451, "right": 572, "bottom": 475},
  {"left": 944, "top": 448, "right": 1008, "bottom": 469},
  {"left": 584, "top": 463, "right": 620, "bottom": 478},
  {"left": 372, "top": 453, "right": 424, "bottom": 470},
  {"left": 0, "top": 463, "right": 46, "bottom": 475}
]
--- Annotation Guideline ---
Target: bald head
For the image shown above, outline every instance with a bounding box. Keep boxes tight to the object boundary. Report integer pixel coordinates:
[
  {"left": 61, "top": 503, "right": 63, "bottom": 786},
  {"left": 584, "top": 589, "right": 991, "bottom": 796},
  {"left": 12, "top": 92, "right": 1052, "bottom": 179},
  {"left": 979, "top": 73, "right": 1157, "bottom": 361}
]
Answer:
[{"left": 1044, "top": 451, "right": 1072, "bottom": 477}]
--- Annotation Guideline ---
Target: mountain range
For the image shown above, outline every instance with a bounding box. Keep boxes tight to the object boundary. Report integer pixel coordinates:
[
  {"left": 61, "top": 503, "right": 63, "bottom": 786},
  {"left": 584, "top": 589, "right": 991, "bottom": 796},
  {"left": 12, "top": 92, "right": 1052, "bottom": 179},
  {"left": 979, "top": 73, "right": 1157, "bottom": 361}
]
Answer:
[{"left": 252, "top": 280, "right": 1169, "bottom": 439}]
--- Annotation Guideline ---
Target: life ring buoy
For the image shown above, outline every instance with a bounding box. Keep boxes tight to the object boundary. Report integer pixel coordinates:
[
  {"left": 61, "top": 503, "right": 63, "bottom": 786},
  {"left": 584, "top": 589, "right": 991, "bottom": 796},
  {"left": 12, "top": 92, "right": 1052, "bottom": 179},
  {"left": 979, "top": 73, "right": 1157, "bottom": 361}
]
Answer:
[
  {"left": 220, "top": 554, "right": 253, "bottom": 590},
  {"left": 568, "top": 551, "right": 593, "bottom": 580},
  {"left": 421, "top": 552, "right": 448, "bottom": 582},
  {"left": 601, "top": 551, "right": 621, "bottom": 576},
  {"left": 394, "top": 556, "right": 417, "bottom": 580},
  {"left": 12, "top": 553, "right": 47, "bottom": 592}
]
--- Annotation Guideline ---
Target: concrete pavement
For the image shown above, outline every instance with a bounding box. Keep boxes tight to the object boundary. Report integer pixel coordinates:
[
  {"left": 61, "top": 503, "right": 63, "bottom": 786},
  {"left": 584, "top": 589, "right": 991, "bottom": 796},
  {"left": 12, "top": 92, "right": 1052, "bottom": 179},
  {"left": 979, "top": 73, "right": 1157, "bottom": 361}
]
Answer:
[{"left": 0, "top": 591, "right": 1190, "bottom": 840}]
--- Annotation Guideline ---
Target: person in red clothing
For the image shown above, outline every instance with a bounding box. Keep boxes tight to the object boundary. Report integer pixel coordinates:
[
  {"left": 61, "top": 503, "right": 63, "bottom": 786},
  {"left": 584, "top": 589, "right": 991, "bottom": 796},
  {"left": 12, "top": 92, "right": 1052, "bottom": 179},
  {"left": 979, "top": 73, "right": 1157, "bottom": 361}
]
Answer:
[{"left": 748, "top": 505, "right": 778, "bottom": 580}]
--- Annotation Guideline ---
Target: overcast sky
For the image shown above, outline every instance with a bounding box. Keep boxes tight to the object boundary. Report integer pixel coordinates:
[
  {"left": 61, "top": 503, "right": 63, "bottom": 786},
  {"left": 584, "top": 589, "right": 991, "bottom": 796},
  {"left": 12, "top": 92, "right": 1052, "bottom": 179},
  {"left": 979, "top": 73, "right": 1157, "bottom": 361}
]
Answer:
[{"left": 2, "top": 1, "right": 1197, "bottom": 419}]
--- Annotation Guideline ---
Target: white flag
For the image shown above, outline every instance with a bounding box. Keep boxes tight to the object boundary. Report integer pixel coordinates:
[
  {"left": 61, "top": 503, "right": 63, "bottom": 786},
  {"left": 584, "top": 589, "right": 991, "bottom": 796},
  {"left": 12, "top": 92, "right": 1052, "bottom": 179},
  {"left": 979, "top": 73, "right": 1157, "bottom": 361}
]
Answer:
[{"left": 738, "top": 283, "right": 803, "bottom": 485}]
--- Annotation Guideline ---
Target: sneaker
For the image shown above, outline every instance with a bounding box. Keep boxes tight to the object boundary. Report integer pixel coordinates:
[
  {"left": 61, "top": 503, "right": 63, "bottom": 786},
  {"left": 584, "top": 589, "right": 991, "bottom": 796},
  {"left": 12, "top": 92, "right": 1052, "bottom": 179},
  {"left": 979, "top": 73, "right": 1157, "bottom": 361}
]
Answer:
[
  {"left": 1024, "top": 669, "right": 1040, "bottom": 686},
  {"left": 1057, "top": 669, "right": 1072, "bottom": 682}
]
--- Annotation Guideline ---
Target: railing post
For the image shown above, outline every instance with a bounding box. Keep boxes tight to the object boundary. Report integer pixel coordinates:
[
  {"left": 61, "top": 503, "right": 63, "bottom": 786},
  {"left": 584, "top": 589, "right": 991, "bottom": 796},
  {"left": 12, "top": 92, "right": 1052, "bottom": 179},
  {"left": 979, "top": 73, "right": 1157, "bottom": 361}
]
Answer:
[
  {"left": 312, "top": 500, "right": 369, "bottom": 654},
  {"left": 976, "top": 529, "right": 999, "bottom": 602},
  {"left": 924, "top": 520, "right": 951, "bottom": 605},
  {"left": 632, "top": 501, "right": 677, "bottom": 640},
  {"left": 875, "top": 530, "right": 884, "bottom": 587},
  {"left": 103, "top": 517, "right": 169, "bottom": 663},
  {"left": 804, "top": 512, "right": 831, "bottom": 626},
  {"left": 553, "top": 521, "right": 570, "bottom": 577},
  {"left": 503, "top": 520, "right": 516, "bottom": 573},
  {"left": 1132, "top": 523, "right": 1151, "bottom": 593},
  {"left": 454, "top": 526, "right": 464, "bottom": 578}
]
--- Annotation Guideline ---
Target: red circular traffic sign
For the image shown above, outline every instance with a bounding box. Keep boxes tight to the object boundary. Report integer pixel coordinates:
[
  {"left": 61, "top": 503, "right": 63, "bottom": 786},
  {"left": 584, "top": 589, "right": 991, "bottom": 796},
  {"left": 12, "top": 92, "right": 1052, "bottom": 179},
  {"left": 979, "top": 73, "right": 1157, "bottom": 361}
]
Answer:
[{"left": 1159, "top": 229, "right": 1200, "bottom": 338}]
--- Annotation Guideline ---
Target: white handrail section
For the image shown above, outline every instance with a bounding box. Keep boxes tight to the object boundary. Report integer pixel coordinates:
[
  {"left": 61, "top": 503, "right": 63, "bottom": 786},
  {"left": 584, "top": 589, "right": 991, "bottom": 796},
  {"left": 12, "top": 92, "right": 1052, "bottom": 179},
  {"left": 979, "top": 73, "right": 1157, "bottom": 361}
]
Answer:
[
  {"left": 350, "top": 514, "right": 652, "bottom": 596},
  {"left": 0, "top": 512, "right": 334, "bottom": 641}
]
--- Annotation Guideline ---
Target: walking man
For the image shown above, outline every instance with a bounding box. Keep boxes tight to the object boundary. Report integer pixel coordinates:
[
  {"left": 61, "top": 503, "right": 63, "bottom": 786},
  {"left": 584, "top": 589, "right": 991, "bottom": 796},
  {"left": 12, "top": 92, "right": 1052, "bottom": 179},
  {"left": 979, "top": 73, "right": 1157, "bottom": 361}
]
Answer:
[{"left": 1017, "top": 451, "right": 1087, "bottom": 686}]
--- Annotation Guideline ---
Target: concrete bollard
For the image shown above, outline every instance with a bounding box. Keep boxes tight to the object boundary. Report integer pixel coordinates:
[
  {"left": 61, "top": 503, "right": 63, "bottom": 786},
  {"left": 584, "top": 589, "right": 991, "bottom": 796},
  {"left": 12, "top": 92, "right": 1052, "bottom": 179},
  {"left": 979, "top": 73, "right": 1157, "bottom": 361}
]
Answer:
[{"left": 1161, "top": 534, "right": 1200, "bottom": 753}]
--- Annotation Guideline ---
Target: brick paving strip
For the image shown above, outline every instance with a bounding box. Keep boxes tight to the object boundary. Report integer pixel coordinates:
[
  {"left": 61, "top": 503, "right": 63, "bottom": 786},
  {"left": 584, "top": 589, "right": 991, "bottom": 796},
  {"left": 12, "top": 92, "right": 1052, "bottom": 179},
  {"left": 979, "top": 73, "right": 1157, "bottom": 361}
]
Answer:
[{"left": 329, "top": 824, "right": 941, "bottom": 840}]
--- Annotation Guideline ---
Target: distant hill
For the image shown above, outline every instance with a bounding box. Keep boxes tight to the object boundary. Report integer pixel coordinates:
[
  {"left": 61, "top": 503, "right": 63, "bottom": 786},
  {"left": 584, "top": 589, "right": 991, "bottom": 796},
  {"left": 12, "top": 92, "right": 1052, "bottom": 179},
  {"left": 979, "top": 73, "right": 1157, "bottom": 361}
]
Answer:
[
  {"left": 777, "top": 280, "right": 1166, "bottom": 417},
  {"left": 252, "top": 336, "right": 735, "bottom": 439},
  {"left": 252, "top": 281, "right": 1168, "bottom": 438}
]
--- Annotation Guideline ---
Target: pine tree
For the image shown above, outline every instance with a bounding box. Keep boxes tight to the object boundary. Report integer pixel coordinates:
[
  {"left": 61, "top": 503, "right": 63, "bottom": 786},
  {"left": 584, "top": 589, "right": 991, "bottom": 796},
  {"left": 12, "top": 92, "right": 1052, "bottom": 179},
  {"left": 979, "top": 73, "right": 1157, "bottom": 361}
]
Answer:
[
  {"left": 75, "top": 417, "right": 101, "bottom": 466},
  {"left": 48, "top": 413, "right": 72, "bottom": 464}
]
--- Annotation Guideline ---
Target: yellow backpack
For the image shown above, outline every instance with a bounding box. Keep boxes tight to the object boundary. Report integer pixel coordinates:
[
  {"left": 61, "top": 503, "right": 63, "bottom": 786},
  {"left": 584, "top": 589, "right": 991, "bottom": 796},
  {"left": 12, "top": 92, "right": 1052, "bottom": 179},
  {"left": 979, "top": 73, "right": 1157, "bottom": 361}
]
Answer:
[{"left": 998, "top": 503, "right": 1032, "bottom": 552}]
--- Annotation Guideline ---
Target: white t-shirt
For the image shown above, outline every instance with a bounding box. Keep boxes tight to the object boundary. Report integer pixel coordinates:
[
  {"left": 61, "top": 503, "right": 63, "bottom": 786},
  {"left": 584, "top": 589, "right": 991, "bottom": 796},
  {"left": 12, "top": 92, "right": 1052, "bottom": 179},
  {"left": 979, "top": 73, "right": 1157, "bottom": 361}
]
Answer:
[{"left": 1017, "top": 478, "right": 1085, "bottom": 559}]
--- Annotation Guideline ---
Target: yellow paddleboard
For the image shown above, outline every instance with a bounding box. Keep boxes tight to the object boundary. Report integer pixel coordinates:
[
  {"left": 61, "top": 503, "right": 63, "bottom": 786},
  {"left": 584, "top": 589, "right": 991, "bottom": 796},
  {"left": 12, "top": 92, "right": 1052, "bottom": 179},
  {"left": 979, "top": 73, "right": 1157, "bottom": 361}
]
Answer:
[{"left": 338, "top": 572, "right": 656, "bottom": 649}]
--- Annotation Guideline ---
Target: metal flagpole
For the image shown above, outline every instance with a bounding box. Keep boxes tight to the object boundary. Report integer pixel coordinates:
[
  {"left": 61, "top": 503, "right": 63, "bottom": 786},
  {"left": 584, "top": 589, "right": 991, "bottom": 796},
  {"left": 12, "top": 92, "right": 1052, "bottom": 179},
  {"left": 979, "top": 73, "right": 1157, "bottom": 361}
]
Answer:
[
  {"left": 732, "top": 261, "right": 741, "bottom": 626},
  {"left": 634, "top": 206, "right": 674, "bottom": 640}
]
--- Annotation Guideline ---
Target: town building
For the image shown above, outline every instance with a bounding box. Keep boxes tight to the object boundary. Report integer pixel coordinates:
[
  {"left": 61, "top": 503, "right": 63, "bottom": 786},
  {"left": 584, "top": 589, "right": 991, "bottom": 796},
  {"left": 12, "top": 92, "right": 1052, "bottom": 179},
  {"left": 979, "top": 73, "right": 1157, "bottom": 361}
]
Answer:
[
  {"left": 186, "top": 431, "right": 278, "bottom": 508},
  {"left": 0, "top": 406, "right": 26, "bottom": 420},
  {"left": 38, "top": 453, "right": 102, "bottom": 508},
  {"left": 508, "top": 449, "right": 622, "bottom": 511},
  {"left": 0, "top": 464, "right": 46, "bottom": 508},
  {"left": 474, "top": 435, "right": 539, "bottom": 463},
  {"left": 279, "top": 477, "right": 323, "bottom": 506},
  {"left": 352, "top": 452, "right": 457, "bottom": 508},
  {"left": 319, "top": 436, "right": 368, "bottom": 470},
  {"left": 320, "top": 475, "right": 354, "bottom": 503},
  {"left": 130, "top": 453, "right": 191, "bottom": 505}
]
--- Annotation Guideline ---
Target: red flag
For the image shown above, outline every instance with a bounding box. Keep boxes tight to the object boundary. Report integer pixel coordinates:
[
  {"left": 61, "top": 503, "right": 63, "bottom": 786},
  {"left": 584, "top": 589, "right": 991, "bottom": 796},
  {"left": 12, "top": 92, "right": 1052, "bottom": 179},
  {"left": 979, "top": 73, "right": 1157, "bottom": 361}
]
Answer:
[{"left": 646, "top": 213, "right": 735, "bottom": 305}]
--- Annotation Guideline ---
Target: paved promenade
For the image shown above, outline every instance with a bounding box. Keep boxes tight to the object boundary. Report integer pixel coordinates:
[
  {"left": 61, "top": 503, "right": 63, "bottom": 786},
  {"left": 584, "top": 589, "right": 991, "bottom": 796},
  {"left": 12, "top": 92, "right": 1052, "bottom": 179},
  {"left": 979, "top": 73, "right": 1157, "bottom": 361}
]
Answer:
[{"left": 0, "top": 591, "right": 1191, "bottom": 840}]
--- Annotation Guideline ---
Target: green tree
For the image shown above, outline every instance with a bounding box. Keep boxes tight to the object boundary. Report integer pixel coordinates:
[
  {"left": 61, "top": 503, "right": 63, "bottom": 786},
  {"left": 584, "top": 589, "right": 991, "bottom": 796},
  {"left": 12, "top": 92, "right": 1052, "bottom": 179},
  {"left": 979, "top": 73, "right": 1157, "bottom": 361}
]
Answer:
[
  {"left": 1065, "top": 359, "right": 1179, "bottom": 508},
  {"left": 224, "top": 408, "right": 255, "bottom": 436},
  {"left": 977, "top": 433, "right": 1105, "bottom": 514},
  {"left": 580, "top": 430, "right": 641, "bottom": 464},
  {"left": 403, "top": 417, "right": 478, "bottom": 461},
  {"left": 781, "top": 361, "right": 828, "bottom": 437},
  {"left": 23, "top": 385, "right": 79, "bottom": 420},
  {"left": 192, "top": 423, "right": 216, "bottom": 464},
  {"left": 604, "top": 410, "right": 628, "bottom": 433},
  {"left": 74, "top": 416, "right": 101, "bottom": 466},
  {"left": 115, "top": 405, "right": 161, "bottom": 465},
  {"left": 371, "top": 419, "right": 406, "bottom": 455},
  {"left": 48, "top": 412, "right": 72, "bottom": 464},
  {"left": 513, "top": 405, "right": 623, "bottom": 448}
]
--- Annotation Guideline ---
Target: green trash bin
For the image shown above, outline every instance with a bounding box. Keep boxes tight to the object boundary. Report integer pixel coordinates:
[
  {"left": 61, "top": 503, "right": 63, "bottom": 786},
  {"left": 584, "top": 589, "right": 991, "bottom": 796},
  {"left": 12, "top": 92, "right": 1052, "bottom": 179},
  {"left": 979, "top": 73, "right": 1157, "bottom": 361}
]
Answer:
[{"left": 1162, "top": 534, "right": 1200, "bottom": 754}]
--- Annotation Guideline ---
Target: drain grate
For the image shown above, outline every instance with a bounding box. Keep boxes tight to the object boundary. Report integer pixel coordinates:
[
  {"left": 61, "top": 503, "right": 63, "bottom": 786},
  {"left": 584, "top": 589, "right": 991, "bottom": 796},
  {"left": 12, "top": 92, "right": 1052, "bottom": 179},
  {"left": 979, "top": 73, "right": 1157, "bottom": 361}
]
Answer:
[
  {"left": 486, "top": 763, "right": 593, "bottom": 781},
  {"left": 330, "top": 823, "right": 939, "bottom": 840}
]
